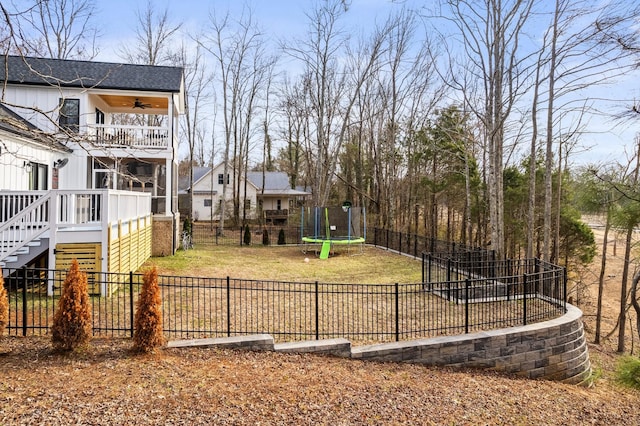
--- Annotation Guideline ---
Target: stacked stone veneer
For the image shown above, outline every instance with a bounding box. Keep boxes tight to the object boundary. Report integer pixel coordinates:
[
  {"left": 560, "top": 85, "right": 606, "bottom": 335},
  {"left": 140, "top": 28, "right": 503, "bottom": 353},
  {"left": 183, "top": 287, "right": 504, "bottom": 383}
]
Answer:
[
  {"left": 351, "top": 304, "right": 590, "bottom": 384},
  {"left": 168, "top": 304, "right": 590, "bottom": 384}
]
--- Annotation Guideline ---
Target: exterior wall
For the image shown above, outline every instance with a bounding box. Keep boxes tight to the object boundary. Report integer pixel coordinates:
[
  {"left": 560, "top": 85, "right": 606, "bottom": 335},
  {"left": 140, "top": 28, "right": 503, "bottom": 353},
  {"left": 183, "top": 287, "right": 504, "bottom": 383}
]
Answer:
[
  {"left": 0, "top": 132, "right": 65, "bottom": 190},
  {"left": 3, "top": 85, "right": 88, "bottom": 133},
  {"left": 261, "top": 197, "right": 285, "bottom": 211},
  {"left": 191, "top": 164, "right": 258, "bottom": 221},
  {"left": 351, "top": 304, "right": 591, "bottom": 385}
]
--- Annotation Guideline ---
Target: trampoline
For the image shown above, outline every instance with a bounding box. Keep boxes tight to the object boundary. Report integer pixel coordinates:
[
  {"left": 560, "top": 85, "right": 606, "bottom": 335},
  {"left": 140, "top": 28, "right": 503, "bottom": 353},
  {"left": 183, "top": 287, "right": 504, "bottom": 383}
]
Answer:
[{"left": 301, "top": 203, "right": 366, "bottom": 259}]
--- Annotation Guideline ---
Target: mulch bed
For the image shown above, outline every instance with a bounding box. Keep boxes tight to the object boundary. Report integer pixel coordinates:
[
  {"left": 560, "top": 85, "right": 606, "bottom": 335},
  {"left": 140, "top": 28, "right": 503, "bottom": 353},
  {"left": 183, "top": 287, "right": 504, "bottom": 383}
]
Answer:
[{"left": 1, "top": 336, "right": 638, "bottom": 425}]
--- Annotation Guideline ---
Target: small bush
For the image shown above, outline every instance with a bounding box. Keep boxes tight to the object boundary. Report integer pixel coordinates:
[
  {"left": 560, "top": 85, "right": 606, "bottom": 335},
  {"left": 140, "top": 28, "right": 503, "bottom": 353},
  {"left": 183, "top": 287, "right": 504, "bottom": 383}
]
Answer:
[
  {"left": 262, "top": 229, "right": 270, "bottom": 246},
  {"left": 133, "top": 267, "right": 165, "bottom": 353},
  {"left": 616, "top": 356, "right": 640, "bottom": 390},
  {"left": 243, "top": 225, "right": 251, "bottom": 245},
  {"left": 183, "top": 216, "right": 192, "bottom": 236},
  {"left": 51, "top": 259, "right": 92, "bottom": 351},
  {"left": 278, "top": 229, "right": 286, "bottom": 245},
  {"left": 0, "top": 272, "right": 8, "bottom": 337}
]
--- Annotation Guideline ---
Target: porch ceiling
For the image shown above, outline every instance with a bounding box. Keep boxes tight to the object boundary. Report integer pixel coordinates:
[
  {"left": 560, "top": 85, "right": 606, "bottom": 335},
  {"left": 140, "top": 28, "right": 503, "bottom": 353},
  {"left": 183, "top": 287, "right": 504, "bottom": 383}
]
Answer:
[{"left": 98, "top": 95, "right": 168, "bottom": 111}]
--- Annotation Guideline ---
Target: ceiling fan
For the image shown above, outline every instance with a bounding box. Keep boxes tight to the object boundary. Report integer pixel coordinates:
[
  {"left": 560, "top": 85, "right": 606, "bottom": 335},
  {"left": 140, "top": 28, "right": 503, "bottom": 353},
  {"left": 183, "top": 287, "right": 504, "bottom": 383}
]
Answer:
[{"left": 132, "top": 98, "right": 152, "bottom": 109}]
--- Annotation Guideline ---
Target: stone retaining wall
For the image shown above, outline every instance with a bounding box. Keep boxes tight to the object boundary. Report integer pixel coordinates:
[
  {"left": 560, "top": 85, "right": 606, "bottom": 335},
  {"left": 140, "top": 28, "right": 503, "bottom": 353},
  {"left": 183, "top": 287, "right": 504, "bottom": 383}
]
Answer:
[
  {"left": 351, "top": 304, "right": 590, "bottom": 384},
  {"left": 168, "top": 304, "right": 591, "bottom": 385}
]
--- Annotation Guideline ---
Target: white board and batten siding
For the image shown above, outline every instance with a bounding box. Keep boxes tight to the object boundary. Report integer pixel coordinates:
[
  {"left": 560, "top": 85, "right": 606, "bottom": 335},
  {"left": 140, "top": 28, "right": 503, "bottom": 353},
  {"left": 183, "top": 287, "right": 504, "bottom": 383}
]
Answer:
[{"left": 0, "top": 132, "right": 65, "bottom": 190}]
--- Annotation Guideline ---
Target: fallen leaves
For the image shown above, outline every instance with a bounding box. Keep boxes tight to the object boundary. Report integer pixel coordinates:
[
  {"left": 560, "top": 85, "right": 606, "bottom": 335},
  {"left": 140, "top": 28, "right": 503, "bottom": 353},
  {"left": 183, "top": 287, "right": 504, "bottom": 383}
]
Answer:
[{"left": 0, "top": 336, "right": 639, "bottom": 425}]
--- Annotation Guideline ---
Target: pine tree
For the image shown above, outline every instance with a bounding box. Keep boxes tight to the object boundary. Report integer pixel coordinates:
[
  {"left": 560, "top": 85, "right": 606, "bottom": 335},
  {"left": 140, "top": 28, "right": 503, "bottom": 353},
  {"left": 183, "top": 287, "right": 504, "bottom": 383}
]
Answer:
[
  {"left": 278, "top": 229, "right": 286, "bottom": 245},
  {"left": 262, "top": 229, "right": 270, "bottom": 245},
  {"left": 0, "top": 272, "right": 8, "bottom": 337},
  {"left": 133, "top": 267, "right": 165, "bottom": 353},
  {"left": 51, "top": 259, "right": 92, "bottom": 351}
]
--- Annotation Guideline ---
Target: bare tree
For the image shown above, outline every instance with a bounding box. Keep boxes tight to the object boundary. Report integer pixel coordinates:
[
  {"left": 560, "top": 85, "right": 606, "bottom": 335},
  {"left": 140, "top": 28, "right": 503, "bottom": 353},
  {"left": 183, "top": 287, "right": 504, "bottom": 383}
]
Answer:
[
  {"left": 200, "top": 6, "right": 275, "bottom": 229},
  {"left": 435, "top": 0, "right": 536, "bottom": 259},
  {"left": 2, "top": 0, "right": 100, "bottom": 59},
  {"left": 173, "top": 40, "right": 213, "bottom": 219},
  {"left": 117, "top": 1, "right": 181, "bottom": 66},
  {"left": 536, "top": 0, "right": 640, "bottom": 262},
  {"left": 284, "top": 0, "right": 390, "bottom": 207}
]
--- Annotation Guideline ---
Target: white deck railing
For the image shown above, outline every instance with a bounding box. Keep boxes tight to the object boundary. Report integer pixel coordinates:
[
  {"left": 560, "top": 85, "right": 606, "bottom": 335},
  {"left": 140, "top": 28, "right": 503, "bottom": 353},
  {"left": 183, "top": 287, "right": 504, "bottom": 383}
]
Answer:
[
  {"left": 86, "top": 124, "right": 169, "bottom": 149},
  {"left": 0, "top": 190, "right": 151, "bottom": 263},
  {"left": 0, "top": 192, "right": 51, "bottom": 260}
]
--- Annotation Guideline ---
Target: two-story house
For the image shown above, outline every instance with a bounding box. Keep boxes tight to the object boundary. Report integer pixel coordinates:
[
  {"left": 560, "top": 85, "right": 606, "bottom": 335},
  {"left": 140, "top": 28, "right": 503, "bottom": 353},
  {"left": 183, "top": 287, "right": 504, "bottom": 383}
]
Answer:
[
  {"left": 178, "top": 164, "right": 309, "bottom": 224},
  {"left": 0, "top": 55, "right": 185, "bottom": 292}
]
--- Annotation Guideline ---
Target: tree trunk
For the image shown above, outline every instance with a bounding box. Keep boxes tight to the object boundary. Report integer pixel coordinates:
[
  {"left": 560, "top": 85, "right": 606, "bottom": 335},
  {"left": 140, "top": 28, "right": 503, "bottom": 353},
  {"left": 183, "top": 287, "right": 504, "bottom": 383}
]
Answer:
[{"left": 594, "top": 212, "right": 611, "bottom": 344}]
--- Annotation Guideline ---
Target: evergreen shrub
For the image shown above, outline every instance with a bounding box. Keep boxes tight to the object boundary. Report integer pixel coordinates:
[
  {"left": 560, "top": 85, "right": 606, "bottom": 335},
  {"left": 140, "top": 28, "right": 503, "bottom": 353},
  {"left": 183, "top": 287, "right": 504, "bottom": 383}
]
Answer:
[
  {"left": 51, "top": 259, "right": 92, "bottom": 351},
  {"left": 133, "top": 267, "right": 165, "bottom": 353},
  {"left": 0, "top": 273, "right": 8, "bottom": 337}
]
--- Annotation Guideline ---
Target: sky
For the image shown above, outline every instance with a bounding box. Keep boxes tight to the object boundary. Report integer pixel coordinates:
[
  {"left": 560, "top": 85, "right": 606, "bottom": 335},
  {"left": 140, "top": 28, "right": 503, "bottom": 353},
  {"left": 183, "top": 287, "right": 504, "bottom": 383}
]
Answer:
[{"left": 91, "top": 0, "right": 640, "bottom": 167}]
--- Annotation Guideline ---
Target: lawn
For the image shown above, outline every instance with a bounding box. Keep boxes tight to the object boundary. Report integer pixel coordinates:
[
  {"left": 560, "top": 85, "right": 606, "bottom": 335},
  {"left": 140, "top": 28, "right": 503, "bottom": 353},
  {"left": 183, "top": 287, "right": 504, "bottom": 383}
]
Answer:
[{"left": 145, "top": 244, "right": 424, "bottom": 284}]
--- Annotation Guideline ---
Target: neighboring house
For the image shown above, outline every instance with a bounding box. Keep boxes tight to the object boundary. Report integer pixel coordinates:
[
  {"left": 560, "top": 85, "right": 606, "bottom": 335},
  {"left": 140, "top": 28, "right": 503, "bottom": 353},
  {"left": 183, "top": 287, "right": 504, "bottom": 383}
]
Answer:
[
  {"left": 0, "top": 55, "right": 185, "bottom": 293},
  {"left": 179, "top": 165, "right": 309, "bottom": 224}
]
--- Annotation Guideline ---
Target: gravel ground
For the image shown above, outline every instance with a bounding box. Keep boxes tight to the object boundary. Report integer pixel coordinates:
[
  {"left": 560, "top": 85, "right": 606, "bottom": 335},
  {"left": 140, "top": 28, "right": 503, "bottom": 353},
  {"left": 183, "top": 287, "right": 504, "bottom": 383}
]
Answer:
[{"left": 0, "top": 337, "right": 638, "bottom": 425}]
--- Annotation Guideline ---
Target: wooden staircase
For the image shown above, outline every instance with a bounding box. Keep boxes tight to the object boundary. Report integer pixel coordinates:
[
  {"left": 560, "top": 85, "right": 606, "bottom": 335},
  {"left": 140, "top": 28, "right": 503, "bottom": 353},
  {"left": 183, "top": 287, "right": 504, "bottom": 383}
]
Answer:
[{"left": 0, "top": 193, "right": 51, "bottom": 274}]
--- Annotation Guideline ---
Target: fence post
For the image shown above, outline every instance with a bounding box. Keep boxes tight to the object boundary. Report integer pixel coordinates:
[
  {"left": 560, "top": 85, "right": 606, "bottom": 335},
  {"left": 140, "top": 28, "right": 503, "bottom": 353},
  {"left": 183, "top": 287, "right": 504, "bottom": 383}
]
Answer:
[
  {"left": 21, "top": 266, "right": 27, "bottom": 337},
  {"left": 395, "top": 283, "right": 399, "bottom": 342},
  {"left": 421, "top": 252, "right": 425, "bottom": 289},
  {"left": 428, "top": 254, "right": 432, "bottom": 291},
  {"left": 523, "top": 273, "right": 528, "bottom": 326},
  {"left": 465, "top": 279, "right": 470, "bottom": 334},
  {"left": 129, "top": 271, "right": 134, "bottom": 337},
  {"left": 315, "top": 281, "right": 319, "bottom": 340},
  {"left": 226, "top": 276, "right": 231, "bottom": 337},
  {"left": 446, "top": 258, "right": 452, "bottom": 301},
  {"left": 563, "top": 267, "right": 568, "bottom": 311}
]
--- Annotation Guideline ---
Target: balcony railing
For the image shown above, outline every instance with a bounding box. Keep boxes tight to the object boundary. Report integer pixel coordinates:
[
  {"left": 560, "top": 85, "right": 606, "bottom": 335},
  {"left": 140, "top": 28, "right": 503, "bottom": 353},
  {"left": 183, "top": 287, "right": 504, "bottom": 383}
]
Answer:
[
  {"left": 264, "top": 209, "right": 288, "bottom": 219},
  {"left": 86, "top": 124, "right": 169, "bottom": 149}
]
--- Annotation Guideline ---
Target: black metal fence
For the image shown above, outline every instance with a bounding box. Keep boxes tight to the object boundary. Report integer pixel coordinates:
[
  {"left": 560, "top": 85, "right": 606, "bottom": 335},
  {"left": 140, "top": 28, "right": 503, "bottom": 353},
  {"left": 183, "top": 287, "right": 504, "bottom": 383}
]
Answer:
[
  {"left": 189, "top": 223, "right": 305, "bottom": 246},
  {"left": 2, "top": 227, "right": 566, "bottom": 342},
  {"left": 189, "top": 224, "right": 490, "bottom": 258}
]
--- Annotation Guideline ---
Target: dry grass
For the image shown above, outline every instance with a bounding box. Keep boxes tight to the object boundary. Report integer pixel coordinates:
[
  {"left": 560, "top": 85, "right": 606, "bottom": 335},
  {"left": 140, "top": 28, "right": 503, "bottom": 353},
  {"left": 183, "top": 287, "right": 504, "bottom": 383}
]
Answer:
[{"left": 146, "top": 245, "right": 423, "bottom": 284}]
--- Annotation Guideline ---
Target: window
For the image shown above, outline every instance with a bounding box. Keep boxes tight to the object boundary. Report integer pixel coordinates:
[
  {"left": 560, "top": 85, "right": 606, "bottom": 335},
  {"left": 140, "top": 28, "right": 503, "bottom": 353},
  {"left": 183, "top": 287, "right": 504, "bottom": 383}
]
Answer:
[
  {"left": 217, "top": 173, "right": 230, "bottom": 185},
  {"left": 277, "top": 199, "right": 282, "bottom": 210},
  {"left": 59, "top": 98, "right": 80, "bottom": 132},
  {"left": 244, "top": 199, "right": 251, "bottom": 211},
  {"left": 204, "top": 199, "right": 212, "bottom": 207}
]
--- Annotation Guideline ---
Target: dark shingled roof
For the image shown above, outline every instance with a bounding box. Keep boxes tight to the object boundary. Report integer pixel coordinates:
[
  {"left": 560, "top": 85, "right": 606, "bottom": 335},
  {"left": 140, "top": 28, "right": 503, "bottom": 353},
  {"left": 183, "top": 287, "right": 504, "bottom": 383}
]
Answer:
[
  {"left": 0, "top": 55, "right": 183, "bottom": 93},
  {"left": 0, "top": 103, "right": 72, "bottom": 152}
]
